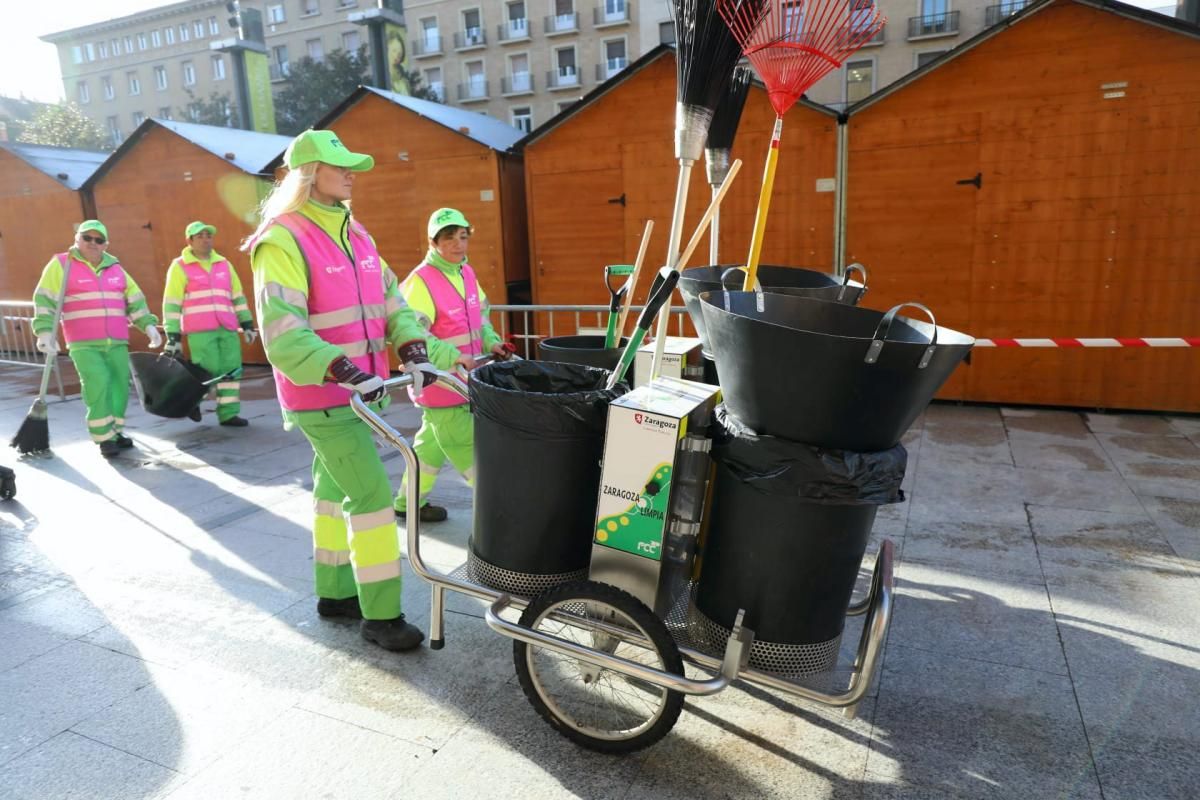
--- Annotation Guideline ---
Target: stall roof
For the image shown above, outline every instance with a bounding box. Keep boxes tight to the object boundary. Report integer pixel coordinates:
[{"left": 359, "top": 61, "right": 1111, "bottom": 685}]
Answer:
[
  {"left": 0, "top": 141, "right": 107, "bottom": 190},
  {"left": 83, "top": 118, "right": 292, "bottom": 189},
  {"left": 848, "top": 0, "right": 1200, "bottom": 115}
]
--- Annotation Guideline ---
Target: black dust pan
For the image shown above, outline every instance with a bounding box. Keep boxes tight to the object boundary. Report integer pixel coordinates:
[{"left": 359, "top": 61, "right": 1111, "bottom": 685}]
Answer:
[
  {"left": 700, "top": 291, "right": 974, "bottom": 451},
  {"left": 679, "top": 263, "right": 867, "bottom": 352}
]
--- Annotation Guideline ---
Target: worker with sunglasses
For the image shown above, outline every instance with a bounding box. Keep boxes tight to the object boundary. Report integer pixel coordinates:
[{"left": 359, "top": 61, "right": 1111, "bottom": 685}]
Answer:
[
  {"left": 31, "top": 220, "right": 162, "bottom": 457},
  {"left": 393, "top": 208, "right": 512, "bottom": 522}
]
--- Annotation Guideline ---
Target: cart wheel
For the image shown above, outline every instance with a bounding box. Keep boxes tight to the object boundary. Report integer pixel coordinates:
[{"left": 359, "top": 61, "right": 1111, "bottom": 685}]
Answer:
[
  {"left": 0, "top": 477, "right": 14, "bottom": 501},
  {"left": 513, "top": 579, "right": 684, "bottom": 754}
]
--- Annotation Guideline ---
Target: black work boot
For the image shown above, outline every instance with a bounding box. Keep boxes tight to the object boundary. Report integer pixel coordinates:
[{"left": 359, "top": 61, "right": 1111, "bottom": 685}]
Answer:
[
  {"left": 115, "top": 434, "right": 135, "bottom": 449},
  {"left": 220, "top": 416, "right": 249, "bottom": 427},
  {"left": 394, "top": 504, "right": 448, "bottom": 522},
  {"left": 317, "top": 596, "right": 362, "bottom": 620},
  {"left": 361, "top": 615, "right": 425, "bottom": 652},
  {"left": 99, "top": 440, "right": 120, "bottom": 458}
]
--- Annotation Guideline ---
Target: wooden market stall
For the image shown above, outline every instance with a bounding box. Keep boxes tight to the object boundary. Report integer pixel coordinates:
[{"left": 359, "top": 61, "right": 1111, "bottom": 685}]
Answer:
[
  {"left": 845, "top": 0, "right": 1200, "bottom": 410},
  {"left": 83, "top": 118, "right": 291, "bottom": 360},
  {"left": 519, "top": 45, "right": 841, "bottom": 312},
  {"left": 0, "top": 142, "right": 105, "bottom": 298},
  {"left": 289, "top": 86, "right": 529, "bottom": 306}
]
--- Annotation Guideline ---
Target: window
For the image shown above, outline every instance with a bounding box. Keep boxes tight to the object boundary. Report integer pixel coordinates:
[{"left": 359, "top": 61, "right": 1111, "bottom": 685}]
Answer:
[
  {"left": 601, "top": 0, "right": 627, "bottom": 23},
  {"left": 155, "top": 65, "right": 168, "bottom": 90},
  {"left": 424, "top": 67, "right": 443, "bottom": 100},
  {"left": 137, "top": 33, "right": 147, "bottom": 50},
  {"left": 337, "top": 0, "right": 357, "bottom": 7},
  {"left": 462, "top": 8, "right": 482, "bottom": 44},
  {"left": 159, "top": 106, "right": 172, "bottom": 120},
  {"left": 180, "top": 24, "right": 190, "bottom": 42},
  {"left": 212, "top": 54, "right": 226, "bottom": 80},
  {"left": 124, "top": 36, "right": 134, "bottom": 52},
  {"left": 556, "top": 99, "right": 576, "bottom": 113},
  {"left": 659, "top": 21, "right": 675, "bottom": 45},
  {"left": 420, "top": 17, "right": 440, "bottom": 51},
  {"left": 151, "top": 30, "right": 161, "bottom": 47},
  {"left": 307, "top": 38, "right": 325, "bottom": 62},
  {"left": 302, "top": 0, "right": 320, "bottom": 15},
  {"left": 507, "top": 53, "right": 531, "bottom": 92},
  {"left": 209, "top": 16, "right": 220, "bottom": 35},
  {"left": 71, "top": 46, "right": 83, "bottom": 65},
  {"left": 914, "top": 49, "right": 947, "bottom": 68},
  {"left": 465, "top": 60, "right": 485, "bottom": 94},
  {"left": 194, "top": 21, "right": 205, "bottom": 38},
  {"left": 603, "top": 38, "right": 626, "bottom": 77},
  {"left": 511, "top": 106, "right": 532, "bottom": 133},
  {"left": 556, "top": 47, "right": 577, "bottom": 81},
  {"left": 267, "top": 4, "right": 286, "bottom": 24},
  {"left": 111, "top": 38, "right": 121, "bottom": 56},
  {"left": 271, "top": 45, "right": 290, "bottom": 79},
  {"left": 77, "top": 82, "right": 90, "bottom": 104},
  {"left": 106, "top": 116, "right": 121, "bottom": 145},
  {"left": 183, "top": 61, "right": 196, "bottom": 86},
  {"left": 342, "top": 30, "right": 361, "bottom": 51},
  {"left": 127, "top": 71, "right": 141, "bottom": 95},
  {"left": 84, "top": 43, "right": 95, "bottom": 61},
  {"left": 98, "top": 41, "right": 109, "bottom": 59},
  {"left": 132, "top": 111, "right": 145, "bottom": 127},
  {"left": 507, "top": 1, "right": 527, "bottom": 32},
  {"left": 165, "top": 27, "right": 175, "bottom": 45},
  {"left": 102, "top": 76, "right": 114, "bottom": 100},
  {"left": 844, "top": 59, "right": 873, "bottom": 103}
]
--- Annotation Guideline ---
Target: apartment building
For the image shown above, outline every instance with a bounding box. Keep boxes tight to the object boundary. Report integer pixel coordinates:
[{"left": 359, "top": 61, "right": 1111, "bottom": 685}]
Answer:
[{"left": 42, "top": 0, "right": 385, "bottom": 146}]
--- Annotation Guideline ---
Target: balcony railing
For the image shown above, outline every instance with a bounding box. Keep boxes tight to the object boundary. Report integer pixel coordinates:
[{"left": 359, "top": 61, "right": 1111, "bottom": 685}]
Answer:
[
  {"left": 546, "top": 67, "right": 581, "bottom": 89},
  {"left": 594, "top": 2, "right": 631, "bottom": 26},
  {"left": 544, "top": 12, "right": 579, "bottom": 35},
  {"left": 457, "top": 80, "right": 489, "bottom": 101},
  {"left": 498, "top": 18, "right": 533, "bottom": 42},
  {"left": 908, "top": 10, "right": 959, "bottom": 38},
  {"left": 985, "top": 2, "right": 1027, "bottom": 25},
  {"left": 595, "top": 58, "right": 627, "bottom": 81},
  {"left": 412, "top": 36, "right": 442, "bottom": 57},
  {"left": 454, "top": 28, "right": 487, "bottom": 50},
  {"left": 502, "top": 74, "right": 535, "bottom": 95}
]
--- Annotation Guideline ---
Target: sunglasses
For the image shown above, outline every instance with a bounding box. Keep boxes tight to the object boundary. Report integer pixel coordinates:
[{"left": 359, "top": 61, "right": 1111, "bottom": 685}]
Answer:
[{"left": 80, "top": 234, "right": 107, "bottom": 244}]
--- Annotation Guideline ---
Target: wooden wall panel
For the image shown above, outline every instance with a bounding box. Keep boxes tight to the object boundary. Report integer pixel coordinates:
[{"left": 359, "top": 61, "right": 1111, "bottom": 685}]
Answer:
[
  {"left": 848, "top": 0, "right": 1200, "bottom": 411},
  {"left": 0, "top": 151, "right": 90, "bottom": 298}
]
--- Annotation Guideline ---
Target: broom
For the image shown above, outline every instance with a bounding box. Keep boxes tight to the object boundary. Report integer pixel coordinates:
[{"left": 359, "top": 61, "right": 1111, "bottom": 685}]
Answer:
[
  {"left": 651, "top": 0, "right": 766, "bottom": 379},
  {"left": 704, "top": 65, "right": 753, "bottom": 264},
  {"left": 11, "top": 263, "right": 70, "bottom": 455}
]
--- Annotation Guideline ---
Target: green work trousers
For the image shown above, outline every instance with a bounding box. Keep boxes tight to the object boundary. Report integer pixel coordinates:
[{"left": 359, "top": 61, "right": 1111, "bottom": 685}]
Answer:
[
  {"left": 394, "top": 403, "right": 475, "bottom": 512},
  {"left": 69, "top": 342, "right": 130, "bottom": 443},
  {"left": 187, "top": 328, "right": 243, "bottom": 421},
  {"left": 297, "top": 410, "right": 403, "bottom": 620}
]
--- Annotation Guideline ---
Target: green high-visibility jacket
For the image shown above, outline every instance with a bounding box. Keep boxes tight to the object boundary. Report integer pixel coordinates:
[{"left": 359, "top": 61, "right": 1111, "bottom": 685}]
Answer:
[
  {"left": 32, "top": 248, "right": 158, "bottom": 347},
  {"left": 162, "top": 246, "right": 254, "bottom": 335}
]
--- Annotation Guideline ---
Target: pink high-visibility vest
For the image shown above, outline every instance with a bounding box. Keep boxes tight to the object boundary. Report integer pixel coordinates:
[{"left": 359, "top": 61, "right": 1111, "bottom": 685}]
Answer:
[
  {"left": 58, "top": 253, "right": 129, "bottom": 345},
  {"left": 409, "top": 262, "right": 484, "bottom": 408},
  {"left": 178, "top": 258, "right": 239, "bottom": 333},
  {"left": 265, "top": 213, "right": 390, "bottom": 412}
]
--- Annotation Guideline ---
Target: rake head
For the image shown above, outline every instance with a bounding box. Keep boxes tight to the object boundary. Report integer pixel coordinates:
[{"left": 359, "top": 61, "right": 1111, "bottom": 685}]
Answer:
[{"left": 719, "top": 0, "right": 886, "bottom": 116}]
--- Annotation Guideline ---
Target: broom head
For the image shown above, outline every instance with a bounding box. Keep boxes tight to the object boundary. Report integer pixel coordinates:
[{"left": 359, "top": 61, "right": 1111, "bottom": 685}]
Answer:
[
  {"left": 705, "top": 65, "right": 754, "bottom": 184},
  {"left": 11, "top": 398, "right": 50, "bottom": 455},
  {"left": 719, "top": 0, "right": 886, "bottom": 116}
]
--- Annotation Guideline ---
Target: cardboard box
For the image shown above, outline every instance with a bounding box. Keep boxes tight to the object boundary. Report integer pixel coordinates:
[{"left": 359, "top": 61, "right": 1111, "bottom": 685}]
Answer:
[{"left": 634, "top": 337, "right": 705, "bottom": 388}]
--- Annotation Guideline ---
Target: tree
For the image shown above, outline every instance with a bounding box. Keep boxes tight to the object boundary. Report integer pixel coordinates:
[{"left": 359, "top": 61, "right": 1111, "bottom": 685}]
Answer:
[
  {"left": 393, "top": 63, "right": 442, "bottom": 103},
  {"left": 178, "top": 90, "right": 237, "bottom": 127},
  {"left": 273, "top": 47, "right": 370, "bottom": 135},
  {"left": 17, "top": 102, "right": 111, "bottom": 151}
]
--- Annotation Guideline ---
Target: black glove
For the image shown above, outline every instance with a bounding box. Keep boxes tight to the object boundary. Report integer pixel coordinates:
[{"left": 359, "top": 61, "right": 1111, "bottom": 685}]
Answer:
[
  {"left": 397, "top": 339, "right": 439, "bottom": 390},
  {"left": 327, "top": 355, "right": 386, "bottom": 402},
  {"left": 164, "top": 332, "right": 183, "bottom": 357}
]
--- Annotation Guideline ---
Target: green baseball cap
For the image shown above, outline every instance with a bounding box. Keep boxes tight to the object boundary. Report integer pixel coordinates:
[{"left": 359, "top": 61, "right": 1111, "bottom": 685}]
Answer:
[
  {"left": 77, "top": 220, "right": 108, "bottom": 239},
  {"left": 185, "top": 221, "right": 216, "bottom": 238},
  {"left": 427, "top": 208, "right": 471, "bottom": 239},
  {"left": 284, "top": 129, "right": 374, "bottom": 171}
]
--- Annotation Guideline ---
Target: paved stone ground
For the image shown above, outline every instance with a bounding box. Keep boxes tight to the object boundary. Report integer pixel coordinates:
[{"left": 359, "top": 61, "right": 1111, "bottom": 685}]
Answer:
[{"left": 0, "top": 360, "right": 1197, "bottom": 800}]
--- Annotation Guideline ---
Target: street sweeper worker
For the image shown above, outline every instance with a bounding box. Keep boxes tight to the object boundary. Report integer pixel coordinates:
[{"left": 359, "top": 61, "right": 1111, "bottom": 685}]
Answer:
[
  {"left": 392, "top": 208, "right": 512, "bottom": 523},
  {"left": 31, "top": 220, "right": 162, "bottom": 458},
  {"left": 161, "top": 221, "right": 256, "bottom": 427},
  {"left": 244, "top": 129, "right": 454, "bottom": 653}
]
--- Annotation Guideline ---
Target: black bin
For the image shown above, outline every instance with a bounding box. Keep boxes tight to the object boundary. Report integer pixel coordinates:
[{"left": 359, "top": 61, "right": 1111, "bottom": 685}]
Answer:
[
  {"left": 691, "top": 407, "right": 906, "bottom": 676},
  {"left": 469, "top": 360, "right": 627, "bottom": 595},
  {"left": 537, "top": 334, "right": 632, "bottom": 385}
]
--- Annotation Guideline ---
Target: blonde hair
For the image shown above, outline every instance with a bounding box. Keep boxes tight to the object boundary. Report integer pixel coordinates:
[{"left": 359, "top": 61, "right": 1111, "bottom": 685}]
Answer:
[{"left": 241, "top": 162, "right": 351, "bottom": 251}]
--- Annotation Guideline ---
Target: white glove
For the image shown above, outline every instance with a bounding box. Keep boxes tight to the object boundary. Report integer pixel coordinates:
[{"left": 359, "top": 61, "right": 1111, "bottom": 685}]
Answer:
[
  {"left": 241, "top": 328, "right": 258, "bottom": 345},
  {"left": 404, "top": 360, "right": 440, "bottom": 392},
  {"left": 338, "top": 373, "right": 386, "bottom": 399},
  {"left": 164, "top": 337, "right": 182, "bottom": 357},
  {"left": 36, "top": 332, "right": 59, "bottom": 355},
  {"left": 145, "top": 326, "right": 163, "bottom": 348}
]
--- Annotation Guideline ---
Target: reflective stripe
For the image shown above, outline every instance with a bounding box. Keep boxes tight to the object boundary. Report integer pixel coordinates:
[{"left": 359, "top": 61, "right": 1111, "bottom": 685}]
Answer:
[
  {"left": 419, "top": 461, "right": 441, "bottom": 476},
  {"left": 184, "top": 304, "right": 234, "bottom": 315},
  {"left": 314, "top": 547, "right": 352, "bottom": 566},
  {"left": 164, "top": 310, "right": 182, "bottom": 322},
  {"left": 186, "top": 289, "right": 233, "bottom": 300},
  {"left": 127, "top": 291, "right": 147, "bottom": 305},
  {"left": 69, "top": 291, "right": 125, "bottom": 302},
  {"left": 114, "top": 417, "right": 125, "bottom": 426},
  {"left": 348, "top": 508, "right": 395, "bottom": 532},
  {"left": 217, "top": 396, "right": 239, "bottom": 404},
  {"left": 62, "top": 309, "right": 125, "bottom": 321},
  {"left": 314, "top": 498, "right": 342, "bottom": 517},
  {"left": 354, "top": 560, "right": 402, "bottom": 583},
  {"left": 35, "top": 287, "right": 59, "bottom": 303},
  {"left": 310, "top": 306, "right": 364, "bottom": 329},
  {"left": 411, "top": 309, "right": 433, "bottom": 328},
  {"left": 87, "top": 415, "right": 115, "bottom": 428},
  {"left": 339, "top": 338, "right": 387, "bottom": 358},
  {"left": 385, "top": 294, "right": 405, "bottom": 316},
  {"left": 90, "top": 430, "right": 116, "bottom": 443},
  {"left": 263, "top": 282, "right": 308, "bottom": 308},
  {"left": 442, "top": 333, "right": 474, "bottom": 347},
  {"left": 216, "top": 382, "right": 239, "bottom": 390},
  {"left": 264, "top": 313, "right": 310, "bottom": 341},
  {"left": 234, "top": 302, "right": 250, "bottom": 312}
]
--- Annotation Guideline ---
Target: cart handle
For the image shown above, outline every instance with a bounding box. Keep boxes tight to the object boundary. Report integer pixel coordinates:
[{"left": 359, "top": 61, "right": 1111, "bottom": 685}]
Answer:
[
  {"left": 865, "top": 302, "right": 938, "bottom": 369},
  {"left": 485, "top": 595, "right": 745, "bottom": 697}
]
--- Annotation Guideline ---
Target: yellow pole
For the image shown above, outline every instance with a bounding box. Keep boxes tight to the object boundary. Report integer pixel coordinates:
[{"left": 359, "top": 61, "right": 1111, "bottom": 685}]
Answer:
[{"left": 743, "top": 116, "right": 783, "bottom": 291}]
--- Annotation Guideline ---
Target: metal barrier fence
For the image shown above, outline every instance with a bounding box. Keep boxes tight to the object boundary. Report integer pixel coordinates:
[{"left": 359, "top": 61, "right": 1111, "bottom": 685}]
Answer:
[
  {"left": 488, "top": 304, "right": 693, "bottom": 359},
  {"left": 0, "top": 301, "right": 64, "bottom": 399}
]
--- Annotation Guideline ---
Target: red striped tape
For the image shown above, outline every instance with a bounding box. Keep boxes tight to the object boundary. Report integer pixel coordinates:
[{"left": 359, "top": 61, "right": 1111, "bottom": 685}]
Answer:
[{"left": 975, "top": 338, "right": 1200, "bottom": 348}]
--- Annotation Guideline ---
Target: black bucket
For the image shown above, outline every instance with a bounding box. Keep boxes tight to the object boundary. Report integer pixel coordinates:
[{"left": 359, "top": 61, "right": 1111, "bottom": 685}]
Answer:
[
  {"left": 700, "top": 293, "right": 973, "bottom": 451},
  {"left": 130, "top": 353, "right": 214, "bottom": 418},
  {"left": 691, "top": 407, "right": 906, "bottom": 675},
  {"left": 469, "top": 360, "right": 627, "bottom": 595},
  {"left": 537, "top": 334, "right": 630, "bottom": 384},
  {"left": 679, "top": 264, "right": 866, "bottom": 352}
]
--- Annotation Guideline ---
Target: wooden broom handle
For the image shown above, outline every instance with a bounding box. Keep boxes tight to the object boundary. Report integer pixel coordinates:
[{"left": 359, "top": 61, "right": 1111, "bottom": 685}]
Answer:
[
  {"left": 616, "top": 219, "right": 654, "bottom": 339},
  {"left": 675, "top": 158, "right": 743, "bottom": 271}
]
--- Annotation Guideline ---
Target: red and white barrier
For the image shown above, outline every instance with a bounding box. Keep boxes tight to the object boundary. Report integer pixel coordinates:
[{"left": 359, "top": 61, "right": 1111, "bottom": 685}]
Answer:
[{"left": 974, "top": 338, "right": 1200, "bottom": 348}]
